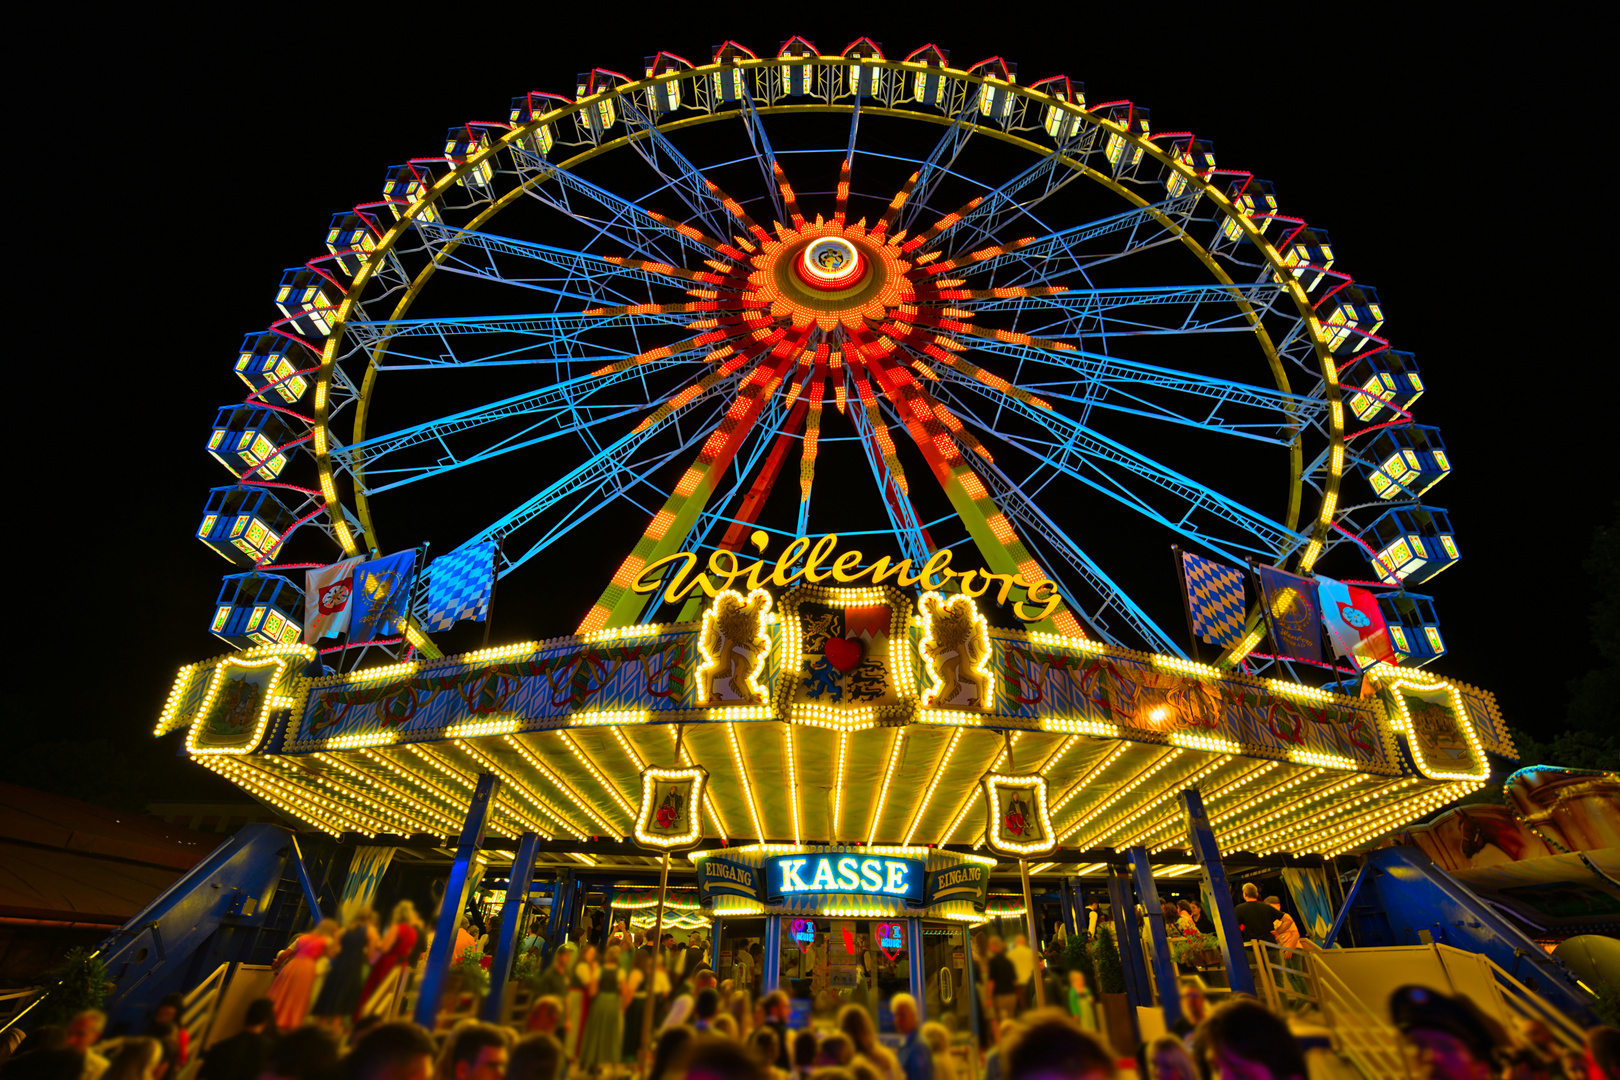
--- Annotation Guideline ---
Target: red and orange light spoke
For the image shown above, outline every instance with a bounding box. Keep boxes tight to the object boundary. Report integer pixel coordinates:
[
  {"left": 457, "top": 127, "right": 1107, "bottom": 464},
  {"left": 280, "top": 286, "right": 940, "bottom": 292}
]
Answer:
[
  {"left": 871, "top": 170, "right": 919, "bottom": 240},
  {"left": 833, "top": 158, "right": 852, "bottom": 226},
  {"left": 773, "top": 162, "right": 806, "bottom": 229}
]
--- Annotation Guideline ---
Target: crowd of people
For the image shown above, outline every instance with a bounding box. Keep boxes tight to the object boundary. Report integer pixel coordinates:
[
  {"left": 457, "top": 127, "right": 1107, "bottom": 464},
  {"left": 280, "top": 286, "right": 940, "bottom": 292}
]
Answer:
[{"left": 1, "top": 911, "right": 1614, "bottom": 1080}]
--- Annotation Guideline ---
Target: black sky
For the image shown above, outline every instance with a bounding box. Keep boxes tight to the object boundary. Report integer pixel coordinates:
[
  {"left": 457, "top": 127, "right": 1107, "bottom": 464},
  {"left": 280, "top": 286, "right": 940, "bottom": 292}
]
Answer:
[{"left": 10, "top": 5, "right": 1609, "bottom": 804}]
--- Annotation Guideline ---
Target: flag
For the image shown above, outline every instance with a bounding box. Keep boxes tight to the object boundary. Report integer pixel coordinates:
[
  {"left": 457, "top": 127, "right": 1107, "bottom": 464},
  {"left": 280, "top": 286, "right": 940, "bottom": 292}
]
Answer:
[
  {"left": 1317, "top": 574, "right": 1397, "bottom": 669},
  {"left": 1257, "top": 564, "right": 1322, "bottom": 661},
  {"left": 424, "top": 542, "right": 497, "bottom": 632},
  {"left": 304, "top": 556, "right": 364, "bottom": 642},
  {"left": 1182, "top": 552, "right": 1246, "bottom": 647},
  {"left": 349, "top": 549, "right": 418, "bottom": 642}
]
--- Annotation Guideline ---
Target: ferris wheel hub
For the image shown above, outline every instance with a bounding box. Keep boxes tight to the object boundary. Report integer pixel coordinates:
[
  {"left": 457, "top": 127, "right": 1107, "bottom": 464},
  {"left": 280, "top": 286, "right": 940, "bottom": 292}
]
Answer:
[{"left": 796, "top": 237, "right": 866, "bottom": 291}]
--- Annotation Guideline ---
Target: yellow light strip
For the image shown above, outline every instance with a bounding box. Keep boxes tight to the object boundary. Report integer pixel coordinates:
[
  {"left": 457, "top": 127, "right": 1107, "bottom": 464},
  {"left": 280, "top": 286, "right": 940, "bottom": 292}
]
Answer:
[
  {"left": 1088, "top": 754, "right": 1233, "bottom": 849},
  {"left": 296, "top": 755, "right": 447, "bottom": 837},
  {"left": 227, "top": 756, "right": 375, "bottom": 835},
  {"left": 499, "top": 735, "right": 625, "bottom": 837},
  {"left": 1311, "top": 781, "right": 1480, "bottom": 857},
  {"left": 1257, "top": 777, "right": 1421, "bottom": 854},
  {"left": 364, "top": 746, "right": 475, "bottom": 824},
  {"left": 833, "top": 730, "right": 848, "bottom": 835},
  {"left": 726, "top": 722, "right": 766, "bottom": 841},
  {"left": 1058, "top": 747, "right": 1182, "bottom": 842},
  {"left": 321, "top": 752, "right": 459, "bottom": 836},
  {"left": 904, "top": 727, "right": 963, "bottom": 845},
  {"left": 1216, "top": 774, "right": 1364, "bottom": 851},
  {"left": 784, "top": 722, "right": 802, "bottom": 846},
  {"left": 552, "top": 731, "right": 637, "bottom": 818},
  {"left": 1052, "top": 741, "right": 1132, "bottom": 813},
  {"left": 202, "top": 756, "right": 355, "bottom": 836},
  {"left": 405, "top": 743, "right": 554, "bottom": 841},
  {"left": 1137, "top": 759, "right": 1276, "bottom": 850},
  {"left": 662, "top": 727, "right": 728, "bottom": 841},
  {"left": 461, "top": 738, "right": 608, "bottom": 840},
  {"left": 1040, "top": 735, "right": 1080, "bottom": 775},
  {"left": 866, "top": 728, "right": 906, "bottom": 846}
]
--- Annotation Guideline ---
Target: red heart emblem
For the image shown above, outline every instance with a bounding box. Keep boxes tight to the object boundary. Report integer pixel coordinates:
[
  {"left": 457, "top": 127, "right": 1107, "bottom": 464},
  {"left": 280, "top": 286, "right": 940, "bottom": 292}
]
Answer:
[
  {"left": 875, "top": 922, "right": 904, "bottom": 962},
  {"left": 824, "top": 636, "right": 864, "bottom": 673}
]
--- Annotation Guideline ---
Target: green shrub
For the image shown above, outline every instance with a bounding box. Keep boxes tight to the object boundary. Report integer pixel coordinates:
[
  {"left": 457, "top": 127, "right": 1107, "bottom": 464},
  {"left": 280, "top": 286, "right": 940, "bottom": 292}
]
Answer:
[
  {"left": 32, "top": 947, "right": 112, "bottom": 1028},
  {"left": 1091, "top": 926, "right": 1126, "bottom": 994}
]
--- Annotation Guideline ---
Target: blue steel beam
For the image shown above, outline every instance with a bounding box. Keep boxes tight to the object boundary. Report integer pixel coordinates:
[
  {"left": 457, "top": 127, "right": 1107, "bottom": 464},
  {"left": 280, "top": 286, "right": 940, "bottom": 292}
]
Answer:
[
  {"left": 616, "top": 95, "right": 735, "bottom": 240},
  {"left": 412, "top": 222, "right": 682, "bottom": 304},
  {"left": 899, "top": 96, "right": 982, "bottom": 232},
  {"left": 524, "top": 163, "right": 713, "bottom": 261},
  {"left": 945, "top": 135, "right": 1088, "bottom": 255},
  {"left": 970, "top": 283, "right": 1284, "bottom": 337},
  {"left": 969, "top": 194, "right": 1202, "bottom": 277},
  {"left": 483, "top": 832, "right": 541, "bottom": 1022},
  {"left": 738, "top": 87, "right": 785, "bottom": 222},
  {"left": 1181, "top": 788, "right": 1256, "bottom": 995},
  {"left": 933, "top": 343, "right": 1318, "bottom": 445},
  {"left": 332, "top": 347, "right": 714, "bottom": 489},
  {"left": 1128, "top": 845, "right": 1184, "bottom": 1028},
  {"left": 1106, "top": 871, "right": 1149, "bottom": 1032},
  {"left": 416, "top": 773, "right": 499, "bottom": 1027}
]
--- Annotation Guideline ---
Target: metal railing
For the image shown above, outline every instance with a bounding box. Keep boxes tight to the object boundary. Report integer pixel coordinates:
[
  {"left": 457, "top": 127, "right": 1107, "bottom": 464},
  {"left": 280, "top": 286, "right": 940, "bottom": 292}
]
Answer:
[
  {"left": 1249, "top": 940, "right": 1410, "bottom": 1080},
  {"left": 0, "top": 987, "right": 44, "bottom": 1034}
]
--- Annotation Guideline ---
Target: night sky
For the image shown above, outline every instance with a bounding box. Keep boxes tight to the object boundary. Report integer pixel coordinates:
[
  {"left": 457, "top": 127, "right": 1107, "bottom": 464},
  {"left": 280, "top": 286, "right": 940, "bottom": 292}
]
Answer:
[{"left": 12, "top": 8, "right": 1608, "bottom": 809}]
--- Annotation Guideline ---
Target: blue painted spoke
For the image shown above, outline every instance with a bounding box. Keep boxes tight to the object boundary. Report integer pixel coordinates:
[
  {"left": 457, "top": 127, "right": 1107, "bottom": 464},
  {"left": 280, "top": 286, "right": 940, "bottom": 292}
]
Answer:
[
  {"left": 617, "top": 96, "right": 735, "bottom": 239},
  {"left": 944, "top": 139, "right": 1086, "bottom": 255},
  {"left": 333, "top": 343, "right": 725, "bottom": 492},
  {"left": 852, "top": 388, "right": 932, "bottom": 568},
  {"left": 969, "top": 283, "right": 1283, "bottom": 337},
  {"left": 933, "top": 377, "right": 1305, "bottom": 560},
  {"left": 900, "top": 96, "right": 982, "bottom": 232},
  {"left": 345, "top": 311, "right": 691, "bottom": 371},
  {"left": 457, "top": 389, "right": 739, "bottom": 575},
  {"left": 525, "top": 165, "right": 711, "bottom": 261},
  {"left": 738, "top": 89, "right": 785, "bottom": 222},
  {"left": 413, "top": 221, "right": 687, "bottom": 303},
  {"left": 967, "top": 195, "right": 1202, "bottom": 278}
]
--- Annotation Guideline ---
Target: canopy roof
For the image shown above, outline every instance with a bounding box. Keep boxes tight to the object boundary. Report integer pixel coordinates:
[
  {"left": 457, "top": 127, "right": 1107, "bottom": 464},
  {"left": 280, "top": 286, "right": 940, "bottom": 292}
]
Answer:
[{"left": 155, "top": 585, "right": 1513, "bottom": 876}]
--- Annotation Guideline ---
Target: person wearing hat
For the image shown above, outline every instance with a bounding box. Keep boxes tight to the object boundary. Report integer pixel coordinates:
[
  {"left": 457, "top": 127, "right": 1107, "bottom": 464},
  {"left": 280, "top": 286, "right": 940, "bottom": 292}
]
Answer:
[{"left": 1389, "top": 985, "right": 1507, "bottom": 1080}]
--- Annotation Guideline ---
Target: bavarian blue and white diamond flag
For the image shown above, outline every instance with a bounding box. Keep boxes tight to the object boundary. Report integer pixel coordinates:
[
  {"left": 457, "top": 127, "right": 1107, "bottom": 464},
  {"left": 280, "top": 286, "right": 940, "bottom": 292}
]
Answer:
[{"left": 424, "top": 542, "right": 497, "bottom": 632}]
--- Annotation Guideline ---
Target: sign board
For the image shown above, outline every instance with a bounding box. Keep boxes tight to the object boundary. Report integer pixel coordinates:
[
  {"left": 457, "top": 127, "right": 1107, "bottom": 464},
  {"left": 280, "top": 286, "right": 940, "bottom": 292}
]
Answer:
[
  {"left": 762, "top": 853, "right": 925, "bottom": 906},
  {"left": 697, "top": 856, "right": 761, "bottom": 901},
  {"left": 927, "top": 862, "right": 990, "bottom": 908}
]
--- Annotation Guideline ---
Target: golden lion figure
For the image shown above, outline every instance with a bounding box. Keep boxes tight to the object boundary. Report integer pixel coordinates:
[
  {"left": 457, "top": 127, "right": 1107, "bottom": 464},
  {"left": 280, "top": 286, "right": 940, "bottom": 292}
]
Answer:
[
  {"left": 921, "top": 593, "right": 992, "bottom": 708},
  {"left": 699, "top": 590, "right": 771, "bottom": 704}
]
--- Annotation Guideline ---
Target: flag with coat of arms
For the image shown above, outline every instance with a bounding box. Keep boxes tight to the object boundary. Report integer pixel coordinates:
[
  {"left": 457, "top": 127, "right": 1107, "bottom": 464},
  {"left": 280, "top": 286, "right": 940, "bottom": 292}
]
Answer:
[
  {"left": 1317, "top": 574, "right": 1397, "bottom": 669},
  {"left": 349, "top": 549, "right": 418, "bottom": 642},
  {"left": 303, "top": 556, "right": 364, "bottom": 642},
  {"left": 424, "top": 542, "right": 498, "bottom": 632},
  {"left": 1181, "top": 551, "right": 1246, "bottom": 647}
]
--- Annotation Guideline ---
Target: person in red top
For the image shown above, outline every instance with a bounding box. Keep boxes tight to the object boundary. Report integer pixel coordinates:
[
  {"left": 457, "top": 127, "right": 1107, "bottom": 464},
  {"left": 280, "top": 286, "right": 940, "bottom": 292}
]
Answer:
[{"left": 358, "top": 901, "right": 421, "bottom": 1020}]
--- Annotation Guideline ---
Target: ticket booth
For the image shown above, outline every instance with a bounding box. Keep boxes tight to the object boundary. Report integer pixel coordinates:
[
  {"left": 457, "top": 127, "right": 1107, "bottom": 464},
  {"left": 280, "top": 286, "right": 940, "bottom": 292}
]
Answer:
[{"left": 693, "top": 845, "right": 993, "bottom": 1036}]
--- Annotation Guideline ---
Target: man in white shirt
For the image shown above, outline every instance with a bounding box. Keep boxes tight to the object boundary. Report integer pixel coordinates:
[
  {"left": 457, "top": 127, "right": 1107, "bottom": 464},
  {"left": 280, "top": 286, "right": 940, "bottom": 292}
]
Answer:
[{"left": 1008, "top": 934, "right": 1036, "bottom": 1008}]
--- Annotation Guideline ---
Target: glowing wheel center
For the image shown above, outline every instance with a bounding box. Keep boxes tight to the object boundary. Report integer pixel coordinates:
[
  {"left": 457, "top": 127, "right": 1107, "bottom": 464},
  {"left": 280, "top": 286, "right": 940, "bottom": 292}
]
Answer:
[{"left": 796, "top": 237, "right": 865, "bottom": 290}]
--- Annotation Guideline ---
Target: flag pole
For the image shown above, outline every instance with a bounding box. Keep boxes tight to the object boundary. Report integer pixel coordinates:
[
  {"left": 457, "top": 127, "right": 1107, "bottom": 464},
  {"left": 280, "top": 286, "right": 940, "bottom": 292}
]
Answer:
[
  {"left": 640, "top": 722, "right": 683, "bottom": 1076},
  {"left": 1246, "top": 557, "right": 1299, "bottom": 682},
  {"left": 1170, "top": 545, "right": 1203, "bottom": 664},
  {"left": 402, "top": 542, "right": 428, "bottom": 661},
  {"left": 481, "top": 533, "right": 505, "bottom": 649},
  {"left": 1004, "top": 733, "right": 1046, "bottom": 1010}
]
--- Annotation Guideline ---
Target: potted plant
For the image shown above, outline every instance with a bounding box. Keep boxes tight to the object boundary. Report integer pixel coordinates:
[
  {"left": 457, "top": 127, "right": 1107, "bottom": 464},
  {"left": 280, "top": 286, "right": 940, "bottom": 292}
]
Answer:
[
  {"left": 1091, "top": 928, "right": 1133, "bottom": 1054},
  {"left": 31, "top": 948, "right": 112, "bottom": 1029},
  {"left": 442, "top": 947, "right": 490, "bottom": 1014}
]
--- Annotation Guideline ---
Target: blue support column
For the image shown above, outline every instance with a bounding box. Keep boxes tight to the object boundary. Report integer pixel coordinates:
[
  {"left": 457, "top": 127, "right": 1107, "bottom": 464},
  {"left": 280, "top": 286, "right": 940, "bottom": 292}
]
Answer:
[
  {"left": 1060, "top": 878, "right": 1079, "bottom": 939},
  {"left": 1127, "top": 846, "right": 1183, "bottom": 1029},
  {"left": 482, "top": 832, "right": 540, "bottom": 1022},
  {"left": 1106, "top": 871, "right": 1149, "bottom": 1021},
  {"left": 543, "top": 871, "right": 568, "bottom": 964},
  {"left": 761, "top": 915, "right": 782, "bottom": 993},
  {"left": 286, "top": 834, "right": 324, "bottom": 926},
  {"left": 415, "top": 773, "right": 500, "bottom": 1027},
  {"left": 907, "top": 918, "right": 926, "bottom": 1022},
  {"left": 1180, "top": 789, "right": 1255, "bottom": 995}
]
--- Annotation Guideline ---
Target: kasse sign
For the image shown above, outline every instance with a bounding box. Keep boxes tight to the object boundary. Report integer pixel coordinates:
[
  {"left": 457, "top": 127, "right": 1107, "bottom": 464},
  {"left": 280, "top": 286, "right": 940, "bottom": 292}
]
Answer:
[{"left": 762, "top": 853, "right": 926, "bottom": 906}]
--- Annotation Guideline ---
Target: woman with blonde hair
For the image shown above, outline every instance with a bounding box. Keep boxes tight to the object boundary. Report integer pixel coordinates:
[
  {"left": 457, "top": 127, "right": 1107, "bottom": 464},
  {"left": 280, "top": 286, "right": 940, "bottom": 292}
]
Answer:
[
  {"left": 921, "top": 1023, "right": 958, "bottom": 1080},
  {"left": 357, "top": 900, "right": 419, "bottom": 1020},
  {"left": 838, "top": 1004, "right": 899, "bottom": 1080},
  {"left": 102, "top": 1038, "right": 162, "bottom": 1080},
  {"left": 267, "top": 918, "right": 337, "bottom": 1031}
]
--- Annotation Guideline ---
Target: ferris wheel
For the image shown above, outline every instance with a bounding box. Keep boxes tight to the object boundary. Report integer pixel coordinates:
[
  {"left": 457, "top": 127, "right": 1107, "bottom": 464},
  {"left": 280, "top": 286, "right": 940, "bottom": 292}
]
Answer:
[{"left": 198, "top": 37, "right": 1455, "bottom": 669}]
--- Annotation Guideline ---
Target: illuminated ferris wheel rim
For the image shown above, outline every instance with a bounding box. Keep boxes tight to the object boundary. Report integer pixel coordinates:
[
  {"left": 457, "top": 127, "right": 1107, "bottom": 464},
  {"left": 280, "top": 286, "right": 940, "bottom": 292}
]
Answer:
[{"left": 305, "top": 48, "right": 1374, "bottom": 658}]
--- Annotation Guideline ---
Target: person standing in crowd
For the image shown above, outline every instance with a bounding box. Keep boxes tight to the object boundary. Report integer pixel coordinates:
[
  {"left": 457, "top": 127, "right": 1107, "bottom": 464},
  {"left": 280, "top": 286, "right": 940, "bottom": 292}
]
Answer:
[
  {"left": 521, "top": 919, "right": 548, "bottom": 960},
  {"left": 268, "top": 919, "right": 338, "bottom": 1032},
  {"left": 577, "top": 943, "right": 626, "bottom": 1075},
  {"left": 891, "top": 996, "right": 933, "bottom": 1080},
  {"left": 1007, "top": 936, "right": 1036, "bottom": 1009},
  {"left": 1004, "top": 1015, "right": 1115, "bottom": 1080},
  {"left": 63, "top": 1011, "right": 107, "bottom": 1080},
  {"left": 839, "top": 1004, "right": 899, "bottom": 1080},
  {"left": 314, "top": 909, "right": 379, "bottom": 1032},
  {"left": 1267, "top": 898, "right": 1301, "bottom": 949},
  {"left": 565, "top": 945, "right": 599, "bottom": 1063},
  {"left": 746, "top": 1029, "right": 786, "bottom": 1080},
  {"left": 342, "top": 1022, "right": 435, "bottom": 1080},
  {"left": 197, "top": 999, "right": 276, "bottom": 1080},
  {"left": 623, "top": 952, "right": 667, "bottom": 1067},
  {"left": 920, "top": 1024, "right": 956, "bottom": 1080},
  {"left": 1233, "top": 884, "right": 1279, "bottom": 944},
  {"left": 647, "top": 1028, "right": 694, "bottom": 1080},
  {"left": 1187, "top": 900, "right": 1215, "bottom": 935},
  {"left": 1390, "top": 985, "right": 1506, "bottom": 1080},
  {"left": 263, "top": 1026, "right": 339, "bottom": 1080},
  {"left": 96, "top": 1039, "right": 160, "bottom": 1080},
  {"left": 791, "top": 1032, "right": 818, "bottom": 1080},
  {"left": 358, "top": 902, "right": 421, "bottom": 1021},
  {"left": 1066, "top": 969, "right": 1099, "bottom": 1033},
  {"left": 524, "top": 997, "right": 564, "bottom": 1040},
  {"left": 986, "top": 937, "right": 1018, "bottom": 1020},
  {"left": 1201, "top": 999, "right": 1307, "bottom": 1080},
  {"left": 507, "top": 1033, "right": 563, "bottom": 1080},
  {"left": 1146, "top": 1036, "right": 1198, "bottom": 1080},
  {"left": 983, "top": 1020, "right": 1023, "bottom": 1080},
  {"left": 691, "top": 990, "right": 721, "bottom": 1033},
  {"left": 147, "top": 996, "right": 189, "bottom": 1067},
  {"left": 535, "top": 946, "right": 573, "bottom": 1005},
  {"left": 437, "top": 1023, "right": 507, "bottom": 1080},
  {"left": 758, "top": 992, "right": 791, "bottom": 1072},
  {"left": 1171, "top": 981, "right": 1210, "bottom": 1041}
]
